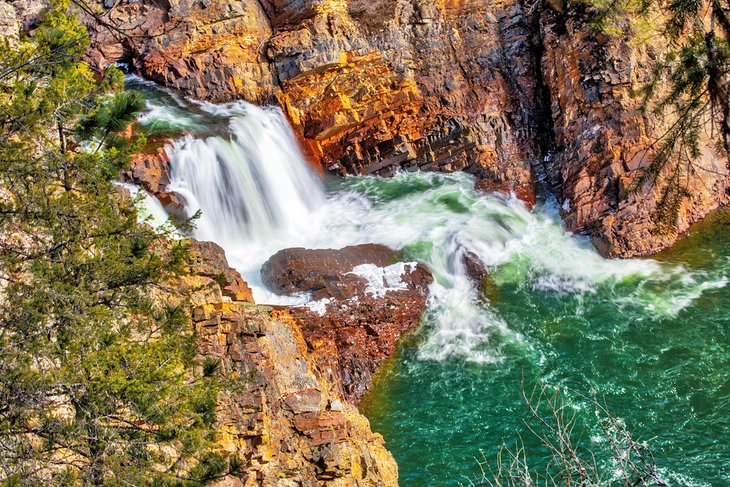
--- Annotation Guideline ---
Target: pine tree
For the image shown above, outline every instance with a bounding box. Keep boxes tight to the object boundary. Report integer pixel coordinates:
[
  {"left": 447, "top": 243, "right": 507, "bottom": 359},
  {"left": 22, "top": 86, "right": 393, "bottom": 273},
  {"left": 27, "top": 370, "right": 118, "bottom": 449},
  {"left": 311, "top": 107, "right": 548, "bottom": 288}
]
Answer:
[{"left": 0, "top": 2, "right": 236, "bottom": 484}]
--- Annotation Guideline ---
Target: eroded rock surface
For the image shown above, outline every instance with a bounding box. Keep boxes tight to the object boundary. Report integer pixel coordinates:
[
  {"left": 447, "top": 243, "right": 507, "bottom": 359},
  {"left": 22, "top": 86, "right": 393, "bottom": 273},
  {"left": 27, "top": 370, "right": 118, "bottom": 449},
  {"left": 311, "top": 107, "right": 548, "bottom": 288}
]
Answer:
[
  {"left": 262, "top": 244, "right": 432, "bottom": 402},
  {"left": 174, "top": 242, "right": 399, "bottom": 485},
  {"left": 74, "top": 0, "right": 729, "bottom": 257},
  {"left": 188, "top": 240, "right": 254, "bottom": 303},
  {"left": 539, "top": 5, "right": 729, "bottom": 257},
  {"left": 83, "top": 0, "right": 543, "bottom": 182},
  {"left": 262, "top": 244, "right": 397, "bottom": 300}
]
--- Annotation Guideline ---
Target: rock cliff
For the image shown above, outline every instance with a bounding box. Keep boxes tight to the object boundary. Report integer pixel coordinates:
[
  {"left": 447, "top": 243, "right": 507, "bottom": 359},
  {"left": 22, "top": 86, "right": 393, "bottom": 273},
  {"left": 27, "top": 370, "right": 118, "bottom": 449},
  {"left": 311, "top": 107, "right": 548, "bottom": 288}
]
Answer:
[
  {"left": 180, "top": 240, "right": 399, "bottom": 485},
  {"left": 75, "top": 0, "right": 728, "bottom": 257},
  {"left": 539, "top": 5, "right": 728, "bottom": 256}
]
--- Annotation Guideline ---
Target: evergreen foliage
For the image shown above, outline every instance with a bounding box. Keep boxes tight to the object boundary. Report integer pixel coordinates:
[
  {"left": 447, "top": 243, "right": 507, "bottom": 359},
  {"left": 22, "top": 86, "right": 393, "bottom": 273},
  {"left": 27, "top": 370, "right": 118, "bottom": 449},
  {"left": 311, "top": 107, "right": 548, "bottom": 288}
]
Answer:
[{"left": 0, "top": 2, "right": 234, "bottom": 484}]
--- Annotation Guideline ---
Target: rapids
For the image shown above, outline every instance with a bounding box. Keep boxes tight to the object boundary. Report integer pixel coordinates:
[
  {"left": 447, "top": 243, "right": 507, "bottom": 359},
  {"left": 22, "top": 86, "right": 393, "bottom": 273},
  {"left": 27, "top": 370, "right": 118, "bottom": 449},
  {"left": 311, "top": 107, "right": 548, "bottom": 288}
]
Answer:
[{"left": 128, "top": 78, "right": 730, "bottom": 486}]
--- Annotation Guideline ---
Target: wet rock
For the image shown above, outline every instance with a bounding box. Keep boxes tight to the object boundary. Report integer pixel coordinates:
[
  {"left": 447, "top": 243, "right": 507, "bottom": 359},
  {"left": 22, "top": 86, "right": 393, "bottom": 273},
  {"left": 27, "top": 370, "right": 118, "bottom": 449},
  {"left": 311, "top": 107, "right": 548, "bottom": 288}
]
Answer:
[
  {"left": 155, "top": 191, "right": 187, "bottom": 222},
  {"left": 124, "top": 145, "right": 194, "bottom": 223},
  {"left": 476, "top": 179, "right": 537, "bottom": 210},
  {"left": 126, "top": 146, "right": 171, "bottom": 195},
  {"left": 261, "top": 243, "right": 396, "bottom": 299},
  {"left": 461, "top": 250, "right": 490, "bottom": 291},
  {"left": 261, "top": 244, "right": 432, "bottom": 402}
]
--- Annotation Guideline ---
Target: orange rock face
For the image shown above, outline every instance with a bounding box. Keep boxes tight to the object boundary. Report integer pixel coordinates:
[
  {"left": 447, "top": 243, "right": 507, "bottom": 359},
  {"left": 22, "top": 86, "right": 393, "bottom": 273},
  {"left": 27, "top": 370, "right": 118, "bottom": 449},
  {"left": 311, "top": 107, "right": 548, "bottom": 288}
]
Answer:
[
  {"left": 85, "top": 0, "right": 278, "bottom": 104},
  {"left": 188, "top": 240, "right": 255, "bottom": 304},
  {"left": 127, "top": 147, "right": 170, "bottom": 194},
  {"left": 173, "top": 241, "right": 399, "bottom": 485},
  {"left": 82, "top": 0, "right": 729, "bottom": 258},
  {"left": 540, "top": 6, "right": 729, "bottom": 257}
]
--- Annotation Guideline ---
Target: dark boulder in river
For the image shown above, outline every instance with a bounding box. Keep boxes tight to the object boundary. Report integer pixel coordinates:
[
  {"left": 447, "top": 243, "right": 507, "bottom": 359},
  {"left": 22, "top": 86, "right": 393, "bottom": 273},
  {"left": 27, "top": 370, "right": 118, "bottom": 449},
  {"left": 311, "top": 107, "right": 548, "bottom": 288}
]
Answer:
[{"left": 261, "top": 244, "right": 432, "bottom": 402}]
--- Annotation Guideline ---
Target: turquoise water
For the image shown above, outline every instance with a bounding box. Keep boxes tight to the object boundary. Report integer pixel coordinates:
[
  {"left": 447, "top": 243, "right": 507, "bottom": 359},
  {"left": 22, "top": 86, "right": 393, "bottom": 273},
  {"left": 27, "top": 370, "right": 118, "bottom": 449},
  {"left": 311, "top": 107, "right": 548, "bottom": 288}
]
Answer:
[{"left": 360, "top": 201, "right": 730, "bottom": 486}]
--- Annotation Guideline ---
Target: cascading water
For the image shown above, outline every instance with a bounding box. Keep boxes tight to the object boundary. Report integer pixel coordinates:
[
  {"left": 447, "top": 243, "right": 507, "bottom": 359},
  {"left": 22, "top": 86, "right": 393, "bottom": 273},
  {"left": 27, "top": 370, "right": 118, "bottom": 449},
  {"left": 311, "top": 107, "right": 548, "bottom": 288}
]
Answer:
[
  {"left": 129, "top": 78, "right": 730, "bottom": 487},
  {"left": 116, "top": 182, "right": 175, "bottom": 233},
  {"left": 165, "top": 103, "right": 324, "bottom": 247}
]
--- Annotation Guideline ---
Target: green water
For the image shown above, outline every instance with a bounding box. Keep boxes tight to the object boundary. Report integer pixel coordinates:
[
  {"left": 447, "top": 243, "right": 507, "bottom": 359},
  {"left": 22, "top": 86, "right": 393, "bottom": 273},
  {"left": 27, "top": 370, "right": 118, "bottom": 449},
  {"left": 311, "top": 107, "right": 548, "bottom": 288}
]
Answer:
[{"left": 360, "top": 205, "right": 730, "bottom": 486}]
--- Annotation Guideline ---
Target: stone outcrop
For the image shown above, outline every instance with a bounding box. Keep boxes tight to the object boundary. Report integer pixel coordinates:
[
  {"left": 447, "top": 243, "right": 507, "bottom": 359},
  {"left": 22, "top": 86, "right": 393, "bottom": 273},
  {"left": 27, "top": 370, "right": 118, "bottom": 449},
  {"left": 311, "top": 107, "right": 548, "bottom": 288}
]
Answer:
[
  {"left": 261, "top": 244, "right": 432, "bottom": 402},
  {"left": 193, "top": 303, "right": 398, "bottom": 486},
  {"left": 188, "top": 240, "right": 255, "bottom": 303},
  {"left": 84, "top": 0, "right": 278, "bottom": 104},
  {"left": 126, "top": 146, "right": 170, "bottom": 196},
  {"left": 261, "top": 244, "right": 398, "bottom": 299},
  {"left": 125, "top": 145, "right": 190, "bottom": 222},
  {"left": 73, "top": 0, "right": 728, "bottom": 257},
  {"left": 475, "top": 179, "right": 537, "bottom": 210},
  {"left": 539, "top": 5, "right": 729, "bottom": 257},
  {"left": 177, "top": 242, "right": 399, "bottom": 485}
]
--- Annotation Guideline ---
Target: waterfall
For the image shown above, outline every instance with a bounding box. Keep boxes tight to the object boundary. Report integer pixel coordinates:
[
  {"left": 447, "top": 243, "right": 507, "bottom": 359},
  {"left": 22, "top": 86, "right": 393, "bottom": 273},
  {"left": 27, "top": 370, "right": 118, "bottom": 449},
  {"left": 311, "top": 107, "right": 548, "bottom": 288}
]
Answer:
[
  {"left": 128, "top": 79, "right": 730, "bottom": 487},
  {"left": 164, "top": 102, "right": 325, "bottom": 249}
]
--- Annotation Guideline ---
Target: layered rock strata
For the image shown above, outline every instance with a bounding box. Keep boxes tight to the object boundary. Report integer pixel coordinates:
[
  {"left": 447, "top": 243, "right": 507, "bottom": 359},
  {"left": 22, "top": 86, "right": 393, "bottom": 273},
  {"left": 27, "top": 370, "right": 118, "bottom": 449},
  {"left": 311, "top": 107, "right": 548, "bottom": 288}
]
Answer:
[
  {"left": 181, "top": 240, "right": 399, "bottom": 485},
  {"left": 539, "top": 5, "right": 729, "bottom": 256},
  {"left": 261, "top": 244, "right": 432, "bottom": 402},
  {"left": 82, "top": 0, "right": 541, "bottom": 179},
  {"left": 72, "top": 0, "right": 729, "bottom": 257}
]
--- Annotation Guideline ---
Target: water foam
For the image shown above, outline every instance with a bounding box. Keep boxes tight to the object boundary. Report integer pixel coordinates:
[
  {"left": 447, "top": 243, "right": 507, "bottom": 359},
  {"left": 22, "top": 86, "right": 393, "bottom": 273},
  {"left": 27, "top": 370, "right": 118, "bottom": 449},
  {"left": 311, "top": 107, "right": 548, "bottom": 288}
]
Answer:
[
  {"left": 115, "top": 182, "right": 181, "bottom": 237},
  {"left": 347, "top": 262, "right": 417, "bottom": 297},
  {"left": 132, "top": 84, "right": 726, "bottom": 364}
]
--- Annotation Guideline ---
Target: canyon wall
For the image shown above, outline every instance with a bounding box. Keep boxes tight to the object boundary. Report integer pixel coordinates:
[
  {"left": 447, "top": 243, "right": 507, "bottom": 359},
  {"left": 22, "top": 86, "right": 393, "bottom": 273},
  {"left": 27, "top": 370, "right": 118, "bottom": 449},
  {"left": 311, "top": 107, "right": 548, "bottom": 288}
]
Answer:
[
  {"left": 177, "top": 240, "right": 399, "bottom": 485},
  {"left": 3, "top": 2, "right": 727, "bottom": 482},
  {"left": 71, "top": 0, "right": 729, "bottom": 257},
  {"left": 539, "top": 5, "right": 728, "bottom": 256}
]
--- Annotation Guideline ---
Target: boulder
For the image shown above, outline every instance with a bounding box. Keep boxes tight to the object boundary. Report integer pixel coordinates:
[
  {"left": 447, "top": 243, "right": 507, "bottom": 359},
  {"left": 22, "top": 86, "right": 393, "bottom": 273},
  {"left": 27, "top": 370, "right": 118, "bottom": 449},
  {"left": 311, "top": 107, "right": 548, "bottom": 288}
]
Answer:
[
  {"left": 461, "top": 249, "right": 490, "bottom": 291},
  {"left": 262, "top": 243, "right": 396, "bottom": 299},
  {"left": 261, "top": 244, "right": 433, "bottom": 402},
  {"left": 126, "top": 146, "right": 171, "bottom": 195}
]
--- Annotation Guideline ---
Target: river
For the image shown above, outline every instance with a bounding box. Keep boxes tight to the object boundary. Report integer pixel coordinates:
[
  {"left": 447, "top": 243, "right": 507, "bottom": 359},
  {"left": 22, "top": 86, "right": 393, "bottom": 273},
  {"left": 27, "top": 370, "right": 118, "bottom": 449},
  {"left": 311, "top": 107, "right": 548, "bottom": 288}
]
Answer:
[{"left": 129, "top": 77, "right": 730, "bottom": 486}]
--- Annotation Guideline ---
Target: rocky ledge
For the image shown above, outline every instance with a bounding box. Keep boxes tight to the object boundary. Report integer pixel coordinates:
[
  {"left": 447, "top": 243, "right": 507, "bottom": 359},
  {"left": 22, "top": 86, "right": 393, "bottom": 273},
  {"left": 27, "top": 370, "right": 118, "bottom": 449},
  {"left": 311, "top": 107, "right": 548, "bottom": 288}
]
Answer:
[
  {"left": 261, "top": 244, "right": 433, "bottom": 402},
  {"left": 171, "top": 240, "right": 399, "bottom": 485}
]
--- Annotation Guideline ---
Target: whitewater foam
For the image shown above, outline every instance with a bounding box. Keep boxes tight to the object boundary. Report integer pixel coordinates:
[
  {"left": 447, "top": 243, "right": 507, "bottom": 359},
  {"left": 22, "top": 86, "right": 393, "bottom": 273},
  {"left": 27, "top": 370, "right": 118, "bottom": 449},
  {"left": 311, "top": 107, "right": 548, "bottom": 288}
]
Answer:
[
  {"left": 115, "top": 182, "right": 182, "bottom": 238},
  {"left": 347, "top": 262, "right": 418, "bottom": 297},
  {"left": 131, "top": 83, "right": 727, "bottom": 364}
]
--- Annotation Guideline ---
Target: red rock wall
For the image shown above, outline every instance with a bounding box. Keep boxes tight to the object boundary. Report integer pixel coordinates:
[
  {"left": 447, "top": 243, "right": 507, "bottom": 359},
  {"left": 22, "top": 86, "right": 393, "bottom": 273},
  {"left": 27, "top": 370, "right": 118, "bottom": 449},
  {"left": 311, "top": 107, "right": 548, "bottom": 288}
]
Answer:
[
  {"left": 540, "top": 5, "right": 729, "bottom": 256},
  {"left": 79, "top": 0, "right": 729, "bottom": 257}
]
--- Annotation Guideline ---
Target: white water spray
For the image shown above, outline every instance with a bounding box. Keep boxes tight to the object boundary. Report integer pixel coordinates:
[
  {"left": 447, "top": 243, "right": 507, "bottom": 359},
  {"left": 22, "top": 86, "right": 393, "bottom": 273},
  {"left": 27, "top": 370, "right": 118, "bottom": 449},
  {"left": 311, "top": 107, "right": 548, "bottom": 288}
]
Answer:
[{"left": 133, "top": 84, "right": 726, "bottom": 363}]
